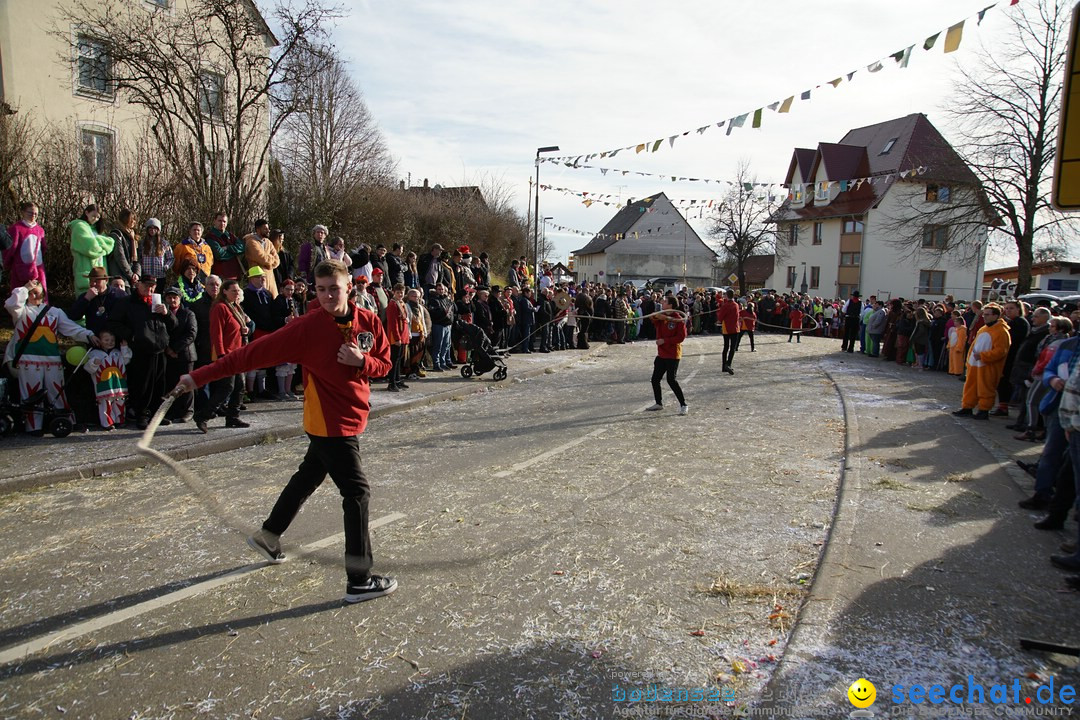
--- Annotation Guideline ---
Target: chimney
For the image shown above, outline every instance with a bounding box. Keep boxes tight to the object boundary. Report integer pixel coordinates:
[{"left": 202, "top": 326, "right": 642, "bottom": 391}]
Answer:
[
  {"left": 399, "top": 180, "right": 405, "bottom": 190},
  {"left": 423, "top": 178, "right": 429, "bottom": 189}
]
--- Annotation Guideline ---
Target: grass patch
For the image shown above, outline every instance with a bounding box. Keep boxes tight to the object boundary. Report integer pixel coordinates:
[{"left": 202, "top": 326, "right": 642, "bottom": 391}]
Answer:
[
  {"left": 944, "top": 473, "right": 974, "bottom": 483},
  {"left": 873, "top": 478, "right": 912, "bottom": 491}
]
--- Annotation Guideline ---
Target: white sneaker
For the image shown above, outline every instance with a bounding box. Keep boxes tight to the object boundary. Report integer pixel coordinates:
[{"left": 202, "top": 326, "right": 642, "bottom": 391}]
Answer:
[
  {"left": 678, "top": 405, "right": 689, "bottom": 416},
  {"left": 645, "top": 403, "right": 664, "bottom": 411}
]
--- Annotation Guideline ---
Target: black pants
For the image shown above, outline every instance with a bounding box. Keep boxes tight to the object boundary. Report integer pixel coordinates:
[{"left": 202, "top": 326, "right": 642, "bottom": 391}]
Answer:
[
  {"left": 577, "top": 318, "right": 591, "bottom": 349},
  {"left": 841, "top": 318, "right": 860, "bottom": 351},
  {"left": 722, "top": 333, "right": 738, "bottom": 368},
  {"left": 388, "top": 344, "right": 403, "bottom": 386},
  {"left": 196, "top": 373, "right": 242, "bottom": 421},
  {"left": 651, "top": 357, "right": 686, "bottom": 407},
  {"left": 740, "top": 330, "right": 755, "bottom": 351},
  {"left": 128, "top": 350, "right": 167, "bottom": 420},
  {"left": 165, "top": 356, "right": 194, "bottom": 419},
  {"left": 264, "top": 434, "right": 373, "bottom": 584}
]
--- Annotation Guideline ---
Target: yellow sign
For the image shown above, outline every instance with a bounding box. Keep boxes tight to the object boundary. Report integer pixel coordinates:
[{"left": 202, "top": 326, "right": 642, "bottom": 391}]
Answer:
[
  {"left": 728, "top": 273, "right": 739, "bottom": 284},
  {"left": 1053, "top": 2, "right": 1080, "bottom": 210}
]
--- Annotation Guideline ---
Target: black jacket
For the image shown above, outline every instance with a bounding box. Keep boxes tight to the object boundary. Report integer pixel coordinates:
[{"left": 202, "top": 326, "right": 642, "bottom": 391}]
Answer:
[
  {"left": 69, "top": 288, "right": 123, "bottom": 335},
  {"left": 108, "top": 227, "right": 140, "bottom": 284},
  {"left": 242, "top": 285, "right": 277, "bottom": 333},
  {"left": 427, "top": 294, "right": 455, "bottom": 326},
  {"left": 109, "top": 294, "right": 176, "bottom": 354},
  {"left": 168, "top": 306, "right": 198, "bottom": 362},
  {"left": 190, "top": 294, "right": 214, "bottom": 365},
  {"left": 473, "top": 298, "right": 494, "bottom": 338},
  {"left": 386, "top": 253, "right": 405, "bottom": 286}
]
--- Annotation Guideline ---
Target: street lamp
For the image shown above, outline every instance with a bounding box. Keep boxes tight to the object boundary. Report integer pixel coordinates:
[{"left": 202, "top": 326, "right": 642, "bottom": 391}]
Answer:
[
  {"left": 800, "top": 262, "right": 808, "bottom": 295},
  {"left": 541, "top": 217, "right": 553, "bottom": 272},
  {"left": 535, "top": 145, "right": 560, "bottom": 287}
]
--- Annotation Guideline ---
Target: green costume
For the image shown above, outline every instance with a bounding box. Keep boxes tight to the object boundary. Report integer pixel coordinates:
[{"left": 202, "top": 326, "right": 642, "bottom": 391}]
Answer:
[{"left": 69, "top": 219, "right": 115, "bottom": 295}]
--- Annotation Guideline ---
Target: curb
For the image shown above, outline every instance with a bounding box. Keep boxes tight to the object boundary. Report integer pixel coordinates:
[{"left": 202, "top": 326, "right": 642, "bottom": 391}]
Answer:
[{"left": 0, "top": 346, "right": 607, "bottom": 495}]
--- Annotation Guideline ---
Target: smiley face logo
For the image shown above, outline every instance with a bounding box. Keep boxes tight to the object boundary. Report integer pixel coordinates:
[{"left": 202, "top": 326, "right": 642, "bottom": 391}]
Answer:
[{"left": 847, "top": 678, "right": 876, "bottom": 708}]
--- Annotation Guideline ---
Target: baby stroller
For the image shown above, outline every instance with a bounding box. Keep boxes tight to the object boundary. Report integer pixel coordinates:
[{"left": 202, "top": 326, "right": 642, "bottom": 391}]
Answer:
[
  {"left": 0, "top": 349, "right": 90, "bottom": 439},
  {"left": 457, "top": 323, "right": 508, "bottom": 381}
]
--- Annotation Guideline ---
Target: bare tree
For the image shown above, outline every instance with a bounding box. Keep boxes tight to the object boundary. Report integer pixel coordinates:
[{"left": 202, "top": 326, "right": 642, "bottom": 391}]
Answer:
[
  {"left": 708, "top": 161, "right": 779, "bottom": 293},
  {"left": 946, "top": 0, "right": 1075, "bottom": 294},
  {"left": 53, "top": 0, "right": 338, "bottom": 231},
  {"left": 275, "top": 49, "right": 396, "bottom": 221}
]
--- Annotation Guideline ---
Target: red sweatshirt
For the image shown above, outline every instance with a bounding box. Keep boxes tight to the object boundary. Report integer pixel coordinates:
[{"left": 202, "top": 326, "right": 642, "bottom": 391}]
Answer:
[
  {"left": 653, "top": 313, "right": 687, "bottom": 360},
  {"left": 789, "top": 309, "right": 804, "bottom": 330},
  {"left": 717, "top": 299, "right": 740, "bottom": 334},
  {"left": 739, "top": 309, "right": 756, "bottom": 332},
  {"left": 191, "top": 304, "right": 391, "bottom": 436}
]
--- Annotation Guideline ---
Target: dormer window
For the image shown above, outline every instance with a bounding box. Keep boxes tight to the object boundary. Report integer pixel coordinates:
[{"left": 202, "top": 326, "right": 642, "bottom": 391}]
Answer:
[{"left": 880, "top": 137, "right": 898, "bottom": 155}]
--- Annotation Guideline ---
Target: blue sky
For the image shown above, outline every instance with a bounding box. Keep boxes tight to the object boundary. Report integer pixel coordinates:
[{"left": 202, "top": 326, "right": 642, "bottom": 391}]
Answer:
[{"left": 332, "top": 1, "right": 1023, "bottom": 266}]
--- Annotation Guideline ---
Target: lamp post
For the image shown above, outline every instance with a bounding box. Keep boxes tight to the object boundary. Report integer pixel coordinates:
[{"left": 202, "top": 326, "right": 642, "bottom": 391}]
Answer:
[
  {"left": 800, "top": 262, "right": 808, "bottom": 295},
  {"left": 541, "top": 216, "right": 553, "bottom": 275},
  {"left": 535, "top": 145, "right": 560, "bottom": 287}
]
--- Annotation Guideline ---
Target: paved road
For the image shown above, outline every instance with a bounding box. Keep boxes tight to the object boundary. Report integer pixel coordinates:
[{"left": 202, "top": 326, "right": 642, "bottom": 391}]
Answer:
[{"left": 0, "top": 335, "right": 841, "bottom": 719}]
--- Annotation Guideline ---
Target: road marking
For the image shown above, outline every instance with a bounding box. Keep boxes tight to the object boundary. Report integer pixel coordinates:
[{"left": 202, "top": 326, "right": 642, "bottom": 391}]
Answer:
[
  {"left": 492, "top": 428, "right": 606, "bottom": 478},
  {"left": 0, "top": 512, "right": 405, "bottom": 665}
]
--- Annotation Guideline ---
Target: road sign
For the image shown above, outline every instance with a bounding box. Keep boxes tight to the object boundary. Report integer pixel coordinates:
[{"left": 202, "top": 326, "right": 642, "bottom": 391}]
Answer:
[
  {"left": 728, "top": 273, "right": 739, "bottom": 284},
  {"left": 1053, "top": 2, "right": 1080, "bottom": 210}
]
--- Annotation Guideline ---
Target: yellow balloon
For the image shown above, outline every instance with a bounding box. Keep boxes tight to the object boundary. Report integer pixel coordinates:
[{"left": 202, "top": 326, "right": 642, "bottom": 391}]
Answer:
[{"left": 65, "top": 345, "right": 88, "bottom": 366}]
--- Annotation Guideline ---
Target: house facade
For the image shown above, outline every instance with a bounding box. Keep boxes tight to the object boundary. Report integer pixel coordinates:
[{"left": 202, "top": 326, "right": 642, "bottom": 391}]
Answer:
[
  {"left": 0, "top": 0, "right": 275, "bottom": 189},
  {"left": 572, "top": 193, "right": 717, "bottom": 286},
  {"left": 983, "top": 262, "right": 1080, "bottom": 296},
  {"left": 774, "top": 114, "right": 995, "bottom": 301}
]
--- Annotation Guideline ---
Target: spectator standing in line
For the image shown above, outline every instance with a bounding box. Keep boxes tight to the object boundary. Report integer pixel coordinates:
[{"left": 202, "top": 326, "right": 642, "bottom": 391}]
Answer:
[
  {"left": 171, "top": 260, "right": 397, "bottom": 603},
  {"left": 68, "top": 266, "right": 119, "bottom": 336},
  {"left": 109, "top": 276, "right": 177, "bottom": 429},
  {"left": 385, "top": 243, "right": 406, "bottom": 287},
  {"left": 739, "top": 302, "right": 757, "bottom": 352},
  {"left": 427, "top": 282, "right": 455, "bottom": 370},
  {"left": 107, "top": 208, "right": 140, "bottom": 287},
  {"left": 385, "top": 283, "right": 410, "bottom": 392},
  {"left": 70, "top": 205, "right": 115, "bottom": 296},
  {"left": 271, "top": 278, "right": 301, "bottom": 400},
  {"left": 205, "top": 211, "right": 246, "bottom": 282},
  {"left": 173, "top": 222, "right": 214, "bottom": 281},
  {"left": 952, "top": 303, "right": 1011, "bottom": 420},
  {"left": 5, "top": 202, "right": 47, "bottom": 297},
  {"left": 992, "top": 300, "right": 1030, "bottom": 417},
  {"left": 163, "top": 286, "right": 197, "bottom": 423},
  {"left": 947, "top": 310, "right": 968, "bottom": 376},
  {"left": 866, "top": 301, "right": 887, "bottom": 358},
  {"left": 242, "top": 266, "right": 277, "bottom": 399},
  {"left": 298, "top": 225, "right": 330, "bottom": 284},
  {"left": 192, "top": 278, "right": 251, "bottom": 433},
  {"left": 139, "top": 218, "right": 173, "bottom": 293},
  {"left": 83, "top": 329, "right": 131, "bottom": 431},
  {"left": 405, "top": 288, "right": 430, "bottom": 379},
  {"left": 514, "top": 287, "right": 537, "bottom": 354},
  {"left": 839, "top": 290, "right": 862, "bottom": 353},
  {"left": 272, "top": 229, "right": 293, "bottom": 290},
  {"left": 245, "top": 219, "right": 281, "bottom": 298}
]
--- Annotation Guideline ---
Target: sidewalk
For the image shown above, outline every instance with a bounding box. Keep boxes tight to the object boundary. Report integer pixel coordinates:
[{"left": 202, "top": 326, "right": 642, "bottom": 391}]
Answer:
[{"left": 0, "top": 347, "right": 598, "bottom": 494}]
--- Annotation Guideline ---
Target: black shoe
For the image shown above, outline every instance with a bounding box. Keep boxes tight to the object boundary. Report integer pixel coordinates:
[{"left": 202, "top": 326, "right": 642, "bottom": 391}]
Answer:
[
  {"left": 952, "top": 408, "right": 973, "bottom": 417},
  {"left": 396, "top": 383, "right": 409, "bottom": 390},
  {"left": 171, "top": 417, "right": 188, "bottom": 424},
  {"left": 345, "top": 574, "right": 398, "bottom": 603},
  {"left": 1050, "top": 554, "right": 1080, "bottom": 571},
  {"left": 136, "top": 417, "right": 149, "bottom": 430},
  {"left": 158, "top": 419, "right": 172, "bottom": 427},
  {"left": 1019, "top": 494, "right": 1051, "bottom": 510},
  {"left": 989, "top": 408, "right": 1009, "bottom": 417},
  {"left": 972, "top": 410, "right": 990, "bottom": 420},
  {"left": 387, "top": 385, "right": 400, "bottom": 392},
  {"left": 724, "top": 367, "right": 734, "bottom": 375},
  {"left": 1065, "top": 575, "right": 1080, "bottom": 590},
  {"left": 1034, "top": 516, "right": 1066, "bottom": 530},
  {"left": 225, "top": 416, "right": 250, "bottom": 429},
  {"left": 196, "top": 419, "right": 209, "bottom": 434}
]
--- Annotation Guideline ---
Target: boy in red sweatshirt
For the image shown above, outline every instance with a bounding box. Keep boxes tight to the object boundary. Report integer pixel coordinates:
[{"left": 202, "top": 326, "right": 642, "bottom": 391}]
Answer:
[
  {"left": 788, "top": 306, "right": 804, "bottom": 343},
  {"left": 172, "top": 260, "right": 396, "bottom": 603},
  {"left": 645, "top": 296, "right": 689, "bottom": 415}
]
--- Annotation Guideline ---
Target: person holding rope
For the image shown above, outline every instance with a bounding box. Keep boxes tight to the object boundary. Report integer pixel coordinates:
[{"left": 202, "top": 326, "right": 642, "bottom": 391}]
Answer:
[
  {"left": 717, "top": 289, "right": 739, "bottom": 375},
  {"left": 645, "top": 296, "right": 689, "bottom": 416},
  {"left": 171, "top": 260, "right": 397, "bottom": 604}
]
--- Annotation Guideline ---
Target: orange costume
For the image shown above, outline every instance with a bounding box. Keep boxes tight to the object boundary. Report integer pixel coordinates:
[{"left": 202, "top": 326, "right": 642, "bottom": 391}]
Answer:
[
  {"left": 947, "top": 323, "right": 967, "bottom": 375},
  {"left": 960, "top": 319, "right": 1011, "bottom": 411}
]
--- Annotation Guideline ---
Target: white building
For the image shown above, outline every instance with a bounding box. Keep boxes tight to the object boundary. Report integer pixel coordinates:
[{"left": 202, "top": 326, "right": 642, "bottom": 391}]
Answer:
[
  {"left": 573, "top": 193, "right": 717, "bottom": 286},
  {"left": 773, "top": 113, "right": 996, "bottom": 301}
]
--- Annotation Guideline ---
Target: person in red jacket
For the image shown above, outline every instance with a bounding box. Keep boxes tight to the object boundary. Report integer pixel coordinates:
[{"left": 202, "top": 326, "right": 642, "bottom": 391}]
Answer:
[
  {"left": 645, "top": 296, "right": 689, "bottom": 415},
  {"left": 172, "top": 260, "right": 397, "bottom": 603},
  {"left": 739, "top": 302, "right": 757, "bottom": 352},
  {"left": 788, "top": 306, "right": 804, "bottom": 343},
  {"left": 384, "top": 283, "right": 409, "bottom": 392},
  {"left": 716, "top": 289, "right": 740, "bottom": 375}
]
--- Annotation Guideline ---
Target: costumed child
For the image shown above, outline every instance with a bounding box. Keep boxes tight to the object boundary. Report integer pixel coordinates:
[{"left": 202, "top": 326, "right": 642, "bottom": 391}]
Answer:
[
  {"left": 84, "top": 329, "right": 132, "bottom": 430},
  {"left": 3, "top": 280, "right": 98, "bottom": 433},
  {"left": 948, "top": 311, "right": 968, "bottom": 376}
]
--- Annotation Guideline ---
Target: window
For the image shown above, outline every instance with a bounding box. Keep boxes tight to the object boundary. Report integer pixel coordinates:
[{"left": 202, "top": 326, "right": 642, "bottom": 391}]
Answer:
[
  {"left": 880, "top": 137, "right": 898, "bottom": 155},
  {"left": 788, "top": 225, "right": 799, "bottom": 246},
  {"left": 840, "top": 252, "right": 861, "bottom": 267},
  {"left": 80, "top": 128, "right": 114, "bottom": 180},
  {"left": 922, "top": 225, "right": 948, "bottom": 249},
  {"left": 1047, "top": 279, "right": 1080, "bottom": 292},
  {"left": 199, "top": 71, "right": 225, "bottom": 120},
  {"left": 813, "top": 222, "right": 823, "bottom": 245},
  {"left": 791, "top": 186, "right": 804, "bottom": 204},
  {"left": 810, "top": 266, "right": 820, "bottom": 289},
  {"left": 919, "top": 270, "right": 947, "bottom": 294},
  {"left": 786, "top": 266, "right": 797, "bottom": 288},
  {"left": 926, "top": 184, "right": 951, "bottom": 203},
  {"left": 838, "top": 284, "right": 857, "bottom": 299},
  {"left": 76, "top": 35, "right": 112, "bottom": 97},
  {"left": 843, "top": 219, "right": 864, "bottom": 234},
  {"left": 815, "top": 182, "right": 829, "bottom": 202}
]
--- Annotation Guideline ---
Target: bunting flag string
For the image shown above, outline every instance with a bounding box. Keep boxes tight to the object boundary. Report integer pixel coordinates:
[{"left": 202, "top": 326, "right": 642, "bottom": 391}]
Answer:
[
  {"left": 538, "top": 3, "right": 1010, "bottom": 166},
  {"left": 540, "top": 165, "right": 929, "bottom": 208},
  {"left": 544, "top": 218, "right": 708, "bottom": 242}
]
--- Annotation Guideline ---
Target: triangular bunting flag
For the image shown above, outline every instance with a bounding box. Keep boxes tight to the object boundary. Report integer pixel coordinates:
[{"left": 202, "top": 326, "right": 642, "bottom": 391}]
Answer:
[
  {"left": 752, "top": 108, "right": 763, "bottom": 128},
  {"left": 635, "top": 144, "right": 646, "bottom": 154},
  {"left": 668, "top": 135, "right": 678, "bottom": 148},
  {"left": 924, "top": 32, "right": 940, "bottom": 51},
  {"left": 651, "top": 139, "right": 662, "bottom": 152},
  {"left": 896, "top": 44, "right": 914, "bottom": 68},
  {"left": 697, "top": 126, "right": 709, "bottom": 135},
  {"left": 944, "top": 21, "right": 964, "bottom": 53},
  {"left": 829, "top": 77, "right": 843, "bottom": 87},
  {"left": 977, "top": 3, "right": 995, "bottom": 24},
  {"left": 779, "top": 96, "right": 794, "bottom": 113},
  {"left": 801, "top": 90, "right": 811, "bottom": 100},
  {"left": 767, "top": 101, "right": 779, "bottom": 111},
  {"left": 726, "top": 113, "right": 748, "bottom": 136},
  {"left": 600, "top": 168, "right": 608, "bottom": 176},
  {"left": 867, "top": 61, "right": 883, "bottom": 73}
]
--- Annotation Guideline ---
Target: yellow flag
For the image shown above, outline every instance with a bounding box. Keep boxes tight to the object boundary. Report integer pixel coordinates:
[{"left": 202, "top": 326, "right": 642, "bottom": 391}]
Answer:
[
  {"left": 636, "top": 143, "right": 646, "bottom": 154},
  {"left": 944, "top": 21, "right": 964, "bottom": 53},
  {"left": 779, "top": 96, "right": 794, "bottom": 113}
]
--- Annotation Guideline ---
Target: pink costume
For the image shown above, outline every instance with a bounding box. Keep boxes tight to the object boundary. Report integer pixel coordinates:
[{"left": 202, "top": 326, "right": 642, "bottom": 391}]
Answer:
[{"left": 4, "top": 221, "right": 47, "bottom": 297}]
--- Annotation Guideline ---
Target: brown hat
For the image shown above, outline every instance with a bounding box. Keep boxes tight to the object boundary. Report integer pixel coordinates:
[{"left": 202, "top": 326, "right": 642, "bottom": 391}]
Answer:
[{"left": 84, "top": 266, "right": 109, "bottom": 281}]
